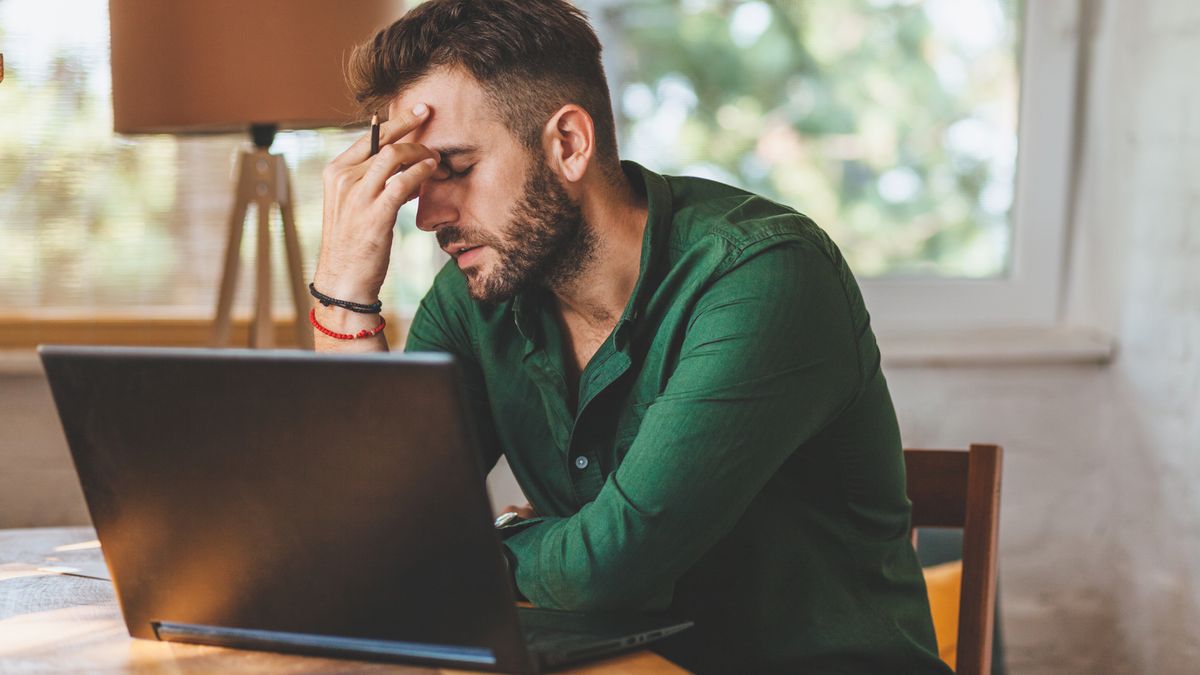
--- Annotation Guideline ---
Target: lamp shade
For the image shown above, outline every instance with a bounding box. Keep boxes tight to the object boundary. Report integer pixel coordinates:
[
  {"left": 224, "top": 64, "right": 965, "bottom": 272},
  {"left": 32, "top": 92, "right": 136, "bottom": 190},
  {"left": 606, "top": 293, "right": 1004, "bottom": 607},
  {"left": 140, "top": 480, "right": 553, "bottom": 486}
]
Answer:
[{"left": 109, "top": 0, "right": 405, "bottom": 134}]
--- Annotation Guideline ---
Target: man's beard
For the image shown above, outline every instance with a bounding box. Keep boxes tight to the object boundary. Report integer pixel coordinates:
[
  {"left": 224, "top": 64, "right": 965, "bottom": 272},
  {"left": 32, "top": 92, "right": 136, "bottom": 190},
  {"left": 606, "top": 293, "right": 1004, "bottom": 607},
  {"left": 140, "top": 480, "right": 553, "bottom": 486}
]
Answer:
[{"left": 437, "top": 160, "right": 597, "bottom": 304}]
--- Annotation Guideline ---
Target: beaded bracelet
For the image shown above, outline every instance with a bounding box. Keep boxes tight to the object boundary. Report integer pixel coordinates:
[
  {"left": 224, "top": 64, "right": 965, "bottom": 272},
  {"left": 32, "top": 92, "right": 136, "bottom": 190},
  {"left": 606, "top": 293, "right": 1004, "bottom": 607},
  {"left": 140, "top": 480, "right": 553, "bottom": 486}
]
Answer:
[
  {"left": 308, "top": 282, "right": 383, "bottom": 314},
  {"left": 309, "top": 308, "right": 386, "bottom": 340}
]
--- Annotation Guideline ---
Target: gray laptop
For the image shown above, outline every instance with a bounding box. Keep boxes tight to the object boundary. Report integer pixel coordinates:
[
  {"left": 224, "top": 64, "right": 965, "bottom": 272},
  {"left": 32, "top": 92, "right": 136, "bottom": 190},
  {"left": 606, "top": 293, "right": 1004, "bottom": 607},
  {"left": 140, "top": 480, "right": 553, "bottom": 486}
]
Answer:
[{"left": 39, "top": 345, "right": 691, "bottom": 673}]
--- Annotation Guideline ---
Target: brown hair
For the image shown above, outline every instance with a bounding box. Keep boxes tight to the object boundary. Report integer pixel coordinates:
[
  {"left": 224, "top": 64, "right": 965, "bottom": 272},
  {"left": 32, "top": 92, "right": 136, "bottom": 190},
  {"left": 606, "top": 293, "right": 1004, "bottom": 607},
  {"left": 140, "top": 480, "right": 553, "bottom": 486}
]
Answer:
[{"left": 348, "top": 0, "right": 620, "bottom": 169}]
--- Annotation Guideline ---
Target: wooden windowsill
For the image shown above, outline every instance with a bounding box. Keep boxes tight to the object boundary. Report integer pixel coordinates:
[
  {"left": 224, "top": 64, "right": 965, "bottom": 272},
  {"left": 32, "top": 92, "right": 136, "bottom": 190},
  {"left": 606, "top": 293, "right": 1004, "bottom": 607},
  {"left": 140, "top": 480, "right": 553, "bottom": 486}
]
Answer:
[
  {"left": 877, "top": 325, "right": 1116, "bottom": 367},
  {"left": 0, "top": 311, "right": 415, "bottom": 375},
  {"left": 0, "top": 314, "right": 1117, "bottom": 375}
]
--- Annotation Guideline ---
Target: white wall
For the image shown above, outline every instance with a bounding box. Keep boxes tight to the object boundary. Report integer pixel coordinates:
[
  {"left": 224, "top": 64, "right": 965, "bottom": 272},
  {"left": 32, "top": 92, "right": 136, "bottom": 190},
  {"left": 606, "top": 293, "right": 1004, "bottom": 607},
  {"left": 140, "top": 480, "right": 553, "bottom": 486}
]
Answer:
[
  {"left": 885, "top": 1, "right": 1200, "bottom": 671},
  {"left": 1, "top": 0, "right": 1197, "bottom": 672},
  {"left": 0, "top": 373, "right": 88, "bottom": 527}
]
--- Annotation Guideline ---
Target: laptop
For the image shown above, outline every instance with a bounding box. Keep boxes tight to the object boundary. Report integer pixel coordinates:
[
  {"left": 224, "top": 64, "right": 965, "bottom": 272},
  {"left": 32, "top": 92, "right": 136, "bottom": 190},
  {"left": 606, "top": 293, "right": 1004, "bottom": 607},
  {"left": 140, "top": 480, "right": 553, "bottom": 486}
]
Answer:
[{"left": 39, "top": 345, "right": 692, "bottom": 673}]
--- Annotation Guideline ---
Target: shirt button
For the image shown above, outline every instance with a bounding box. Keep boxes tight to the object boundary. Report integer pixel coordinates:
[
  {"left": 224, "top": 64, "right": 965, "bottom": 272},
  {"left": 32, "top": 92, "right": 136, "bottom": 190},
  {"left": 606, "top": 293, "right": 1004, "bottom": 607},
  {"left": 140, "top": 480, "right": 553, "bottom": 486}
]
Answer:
[{"left": 574, "top": 455, "right": 589, "bottom": 470}]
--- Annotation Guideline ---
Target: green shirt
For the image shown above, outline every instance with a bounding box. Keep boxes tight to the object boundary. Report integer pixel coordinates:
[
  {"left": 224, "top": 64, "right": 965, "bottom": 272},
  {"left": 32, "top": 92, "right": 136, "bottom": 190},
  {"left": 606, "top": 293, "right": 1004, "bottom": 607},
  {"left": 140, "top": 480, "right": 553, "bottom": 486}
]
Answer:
[{"left": 405, "top": 162, "right": 949, "bottom": 673}]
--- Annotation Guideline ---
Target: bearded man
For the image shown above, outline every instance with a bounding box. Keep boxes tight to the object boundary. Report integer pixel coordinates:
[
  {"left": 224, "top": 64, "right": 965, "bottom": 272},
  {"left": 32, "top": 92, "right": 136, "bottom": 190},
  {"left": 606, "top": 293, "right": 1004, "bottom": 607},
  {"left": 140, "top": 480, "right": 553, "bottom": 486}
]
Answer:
[{"left": 312, "top": 1, "right": 949, "bottom": 672}]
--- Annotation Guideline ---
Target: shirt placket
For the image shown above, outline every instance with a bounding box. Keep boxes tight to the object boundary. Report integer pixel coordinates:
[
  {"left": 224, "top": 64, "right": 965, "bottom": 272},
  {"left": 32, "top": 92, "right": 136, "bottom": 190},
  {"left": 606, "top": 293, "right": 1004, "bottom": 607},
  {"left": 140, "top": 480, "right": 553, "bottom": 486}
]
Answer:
[{"left": 563, "top": 326, "right": 634, "bottom": 506}]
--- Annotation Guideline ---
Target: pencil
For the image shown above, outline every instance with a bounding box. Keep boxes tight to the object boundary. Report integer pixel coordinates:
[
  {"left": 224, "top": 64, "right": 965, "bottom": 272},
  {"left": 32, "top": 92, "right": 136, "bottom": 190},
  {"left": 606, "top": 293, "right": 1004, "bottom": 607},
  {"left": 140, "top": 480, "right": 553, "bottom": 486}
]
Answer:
[{"left": 369, "top": 113, "right": 380, "bottom": 157}]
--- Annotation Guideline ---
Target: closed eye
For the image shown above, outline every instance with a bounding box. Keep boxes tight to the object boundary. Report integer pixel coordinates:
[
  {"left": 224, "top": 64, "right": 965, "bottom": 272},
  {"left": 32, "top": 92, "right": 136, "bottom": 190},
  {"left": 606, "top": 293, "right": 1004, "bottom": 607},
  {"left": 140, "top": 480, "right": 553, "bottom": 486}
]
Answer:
[{"left": 444, "top": 164, "right": 474, "bottom": 180}]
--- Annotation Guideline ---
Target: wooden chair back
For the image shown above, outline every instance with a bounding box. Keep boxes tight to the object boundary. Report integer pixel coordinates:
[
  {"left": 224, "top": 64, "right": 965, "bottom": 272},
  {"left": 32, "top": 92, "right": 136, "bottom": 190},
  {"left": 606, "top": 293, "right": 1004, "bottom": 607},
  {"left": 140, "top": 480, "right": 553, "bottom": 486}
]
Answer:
[{"left": 905, "top": 444, "right": 1003, "bottom": 675}]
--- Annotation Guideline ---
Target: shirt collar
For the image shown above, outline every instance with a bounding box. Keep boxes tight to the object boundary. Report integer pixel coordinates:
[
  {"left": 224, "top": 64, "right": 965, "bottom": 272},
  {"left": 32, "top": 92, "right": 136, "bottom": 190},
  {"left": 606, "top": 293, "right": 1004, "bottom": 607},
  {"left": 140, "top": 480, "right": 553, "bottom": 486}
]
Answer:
[
  {"left": 512, "top": 160, "right": 673, "bottom": 350},
  {"left": 613, "top": 161, "right": 672, "bottom": 347}
]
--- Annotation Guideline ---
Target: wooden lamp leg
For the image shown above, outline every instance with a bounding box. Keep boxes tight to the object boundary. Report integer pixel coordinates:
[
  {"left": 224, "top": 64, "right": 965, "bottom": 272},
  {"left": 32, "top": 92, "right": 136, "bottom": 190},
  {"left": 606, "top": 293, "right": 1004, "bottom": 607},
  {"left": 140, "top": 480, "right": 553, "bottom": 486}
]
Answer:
[
  {"left": 212, "top": 149, "right": 312, "bottom": 349},
  {"left": 251, "top": 182, "right": 274, "bottom": 349},
  {"left": 212, "top": 151, "right": 256, "bottom": 347}
]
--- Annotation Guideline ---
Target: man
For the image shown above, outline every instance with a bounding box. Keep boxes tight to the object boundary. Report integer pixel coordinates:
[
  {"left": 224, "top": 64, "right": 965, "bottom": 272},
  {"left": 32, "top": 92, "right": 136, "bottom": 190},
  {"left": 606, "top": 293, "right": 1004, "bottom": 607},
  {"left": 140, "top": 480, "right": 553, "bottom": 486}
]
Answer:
[{"left": 313, "top": 1, "right": 950, "bottom": 672}]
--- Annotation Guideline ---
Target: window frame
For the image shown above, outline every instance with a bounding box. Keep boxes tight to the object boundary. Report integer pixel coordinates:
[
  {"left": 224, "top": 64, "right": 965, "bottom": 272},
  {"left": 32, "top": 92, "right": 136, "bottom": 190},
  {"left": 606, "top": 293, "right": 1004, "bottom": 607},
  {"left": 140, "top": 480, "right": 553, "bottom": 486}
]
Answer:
[
  {"left": 3, "top": 0, "right": 1091, "bottom": 357},
  {"left": 859, "top": 0, "right": 1082, "bottom": 333},
  {"left": 586, "top": 0, "right": 1085, "bottom": 335}
]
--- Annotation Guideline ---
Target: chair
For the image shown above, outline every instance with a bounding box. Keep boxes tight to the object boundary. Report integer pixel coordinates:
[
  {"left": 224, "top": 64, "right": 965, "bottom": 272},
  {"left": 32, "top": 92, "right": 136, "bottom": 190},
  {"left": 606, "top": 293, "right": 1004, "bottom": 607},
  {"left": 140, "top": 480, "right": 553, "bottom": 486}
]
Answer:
[{"left": 905, "top": 444, "right": 1003, "bottom": 675}]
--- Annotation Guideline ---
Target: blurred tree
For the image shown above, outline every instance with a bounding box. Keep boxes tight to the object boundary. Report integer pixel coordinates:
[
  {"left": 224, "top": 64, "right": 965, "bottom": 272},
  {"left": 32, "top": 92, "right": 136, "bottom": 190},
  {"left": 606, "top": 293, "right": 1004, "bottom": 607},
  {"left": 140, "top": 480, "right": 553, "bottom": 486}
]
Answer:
[
  {"left": 0, "top": 0, "right": 1021, "bottom": 315},
  {"left": 598, "top": 0, "right": 1020, "bottom": 277},
  {"left": 0, "top": 0, "right": 438, "bottom": 312}
]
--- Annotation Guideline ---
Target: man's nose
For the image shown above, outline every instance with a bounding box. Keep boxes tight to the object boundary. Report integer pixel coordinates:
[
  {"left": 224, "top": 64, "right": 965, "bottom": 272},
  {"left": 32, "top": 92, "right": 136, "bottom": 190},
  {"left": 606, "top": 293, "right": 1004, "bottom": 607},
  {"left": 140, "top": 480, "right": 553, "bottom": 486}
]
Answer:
[{"left": 414, "top": 180, "right": 458, "bottom": 232}]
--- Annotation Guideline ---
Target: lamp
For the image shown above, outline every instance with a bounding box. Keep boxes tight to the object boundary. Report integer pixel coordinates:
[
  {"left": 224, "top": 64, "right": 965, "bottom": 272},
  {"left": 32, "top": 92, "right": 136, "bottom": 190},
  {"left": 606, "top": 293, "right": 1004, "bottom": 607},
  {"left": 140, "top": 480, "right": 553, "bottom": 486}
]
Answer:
[{"left": 108, "top": 0, "right": 403, "bottom": 348}]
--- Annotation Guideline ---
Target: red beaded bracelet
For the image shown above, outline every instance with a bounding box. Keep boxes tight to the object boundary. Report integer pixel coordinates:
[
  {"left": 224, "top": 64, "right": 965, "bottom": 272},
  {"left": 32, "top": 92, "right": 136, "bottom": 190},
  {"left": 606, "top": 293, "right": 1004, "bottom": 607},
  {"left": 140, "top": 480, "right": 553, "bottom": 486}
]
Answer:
[{"left": 309, "top": 307, "right": 386, "bottom": 340}]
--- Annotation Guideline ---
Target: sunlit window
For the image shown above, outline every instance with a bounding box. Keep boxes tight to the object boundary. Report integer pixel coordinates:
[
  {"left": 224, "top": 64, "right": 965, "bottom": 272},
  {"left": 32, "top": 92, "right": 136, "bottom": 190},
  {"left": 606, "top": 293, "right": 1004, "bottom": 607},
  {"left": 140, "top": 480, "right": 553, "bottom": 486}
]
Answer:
[
  {"left": 590, "top": 0, "right": 1020, "bottom": 278},
  {"left": 0, "top": 0, "right": 1020, "bottom": 318},
  {"left": 0, "top": 0, "right": 439, "bottom": 315}
]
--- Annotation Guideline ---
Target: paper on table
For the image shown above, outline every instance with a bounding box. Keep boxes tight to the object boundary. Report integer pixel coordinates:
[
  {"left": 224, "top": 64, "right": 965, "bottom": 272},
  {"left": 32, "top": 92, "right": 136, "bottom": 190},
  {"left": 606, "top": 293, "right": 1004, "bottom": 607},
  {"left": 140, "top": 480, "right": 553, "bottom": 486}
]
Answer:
[
  {"left": 37, "top": 538, "right": 111, "bottom": 581},
  {"left": 37, "top": 561, "right": 111, "bottom": 582}
]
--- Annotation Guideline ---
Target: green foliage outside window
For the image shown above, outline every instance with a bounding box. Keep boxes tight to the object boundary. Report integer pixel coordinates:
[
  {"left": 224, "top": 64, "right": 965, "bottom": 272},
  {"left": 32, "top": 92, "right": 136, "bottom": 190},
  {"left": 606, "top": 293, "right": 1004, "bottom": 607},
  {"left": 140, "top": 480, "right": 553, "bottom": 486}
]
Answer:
[
  {"left": 598, "top": 0, "right": 1020, "bottom": 277},
  {"left": 0, "top": 0, "right": 1019, "bottom": 315}
]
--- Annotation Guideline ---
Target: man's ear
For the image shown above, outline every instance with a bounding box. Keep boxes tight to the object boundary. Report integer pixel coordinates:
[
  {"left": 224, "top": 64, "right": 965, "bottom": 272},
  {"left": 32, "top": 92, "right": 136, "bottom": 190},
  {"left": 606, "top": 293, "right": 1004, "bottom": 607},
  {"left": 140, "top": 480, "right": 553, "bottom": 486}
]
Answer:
[{"left": 543, "top": 104, "right": 595, "bottom": 184}]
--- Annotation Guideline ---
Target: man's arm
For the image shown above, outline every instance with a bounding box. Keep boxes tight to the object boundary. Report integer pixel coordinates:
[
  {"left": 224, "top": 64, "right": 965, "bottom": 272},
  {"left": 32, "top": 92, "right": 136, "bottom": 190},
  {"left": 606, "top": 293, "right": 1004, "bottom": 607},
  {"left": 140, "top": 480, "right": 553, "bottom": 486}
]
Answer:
[
  {"left": 313, "top": 98, "right": 505, "bottom": 469},
  {"left": 502, "top": 238, "right": 866, "bottom": 611},
  {"left": 312, "top": 104, "right": 437, "bottom": 353}
]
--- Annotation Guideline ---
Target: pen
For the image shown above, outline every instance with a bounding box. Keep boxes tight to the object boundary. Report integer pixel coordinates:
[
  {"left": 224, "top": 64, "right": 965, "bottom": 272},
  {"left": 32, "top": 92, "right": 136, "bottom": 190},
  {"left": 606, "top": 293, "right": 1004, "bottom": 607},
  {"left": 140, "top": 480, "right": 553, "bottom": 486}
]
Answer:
[{"left": 369, "top": 113, "right": 380, "bottom": 157}]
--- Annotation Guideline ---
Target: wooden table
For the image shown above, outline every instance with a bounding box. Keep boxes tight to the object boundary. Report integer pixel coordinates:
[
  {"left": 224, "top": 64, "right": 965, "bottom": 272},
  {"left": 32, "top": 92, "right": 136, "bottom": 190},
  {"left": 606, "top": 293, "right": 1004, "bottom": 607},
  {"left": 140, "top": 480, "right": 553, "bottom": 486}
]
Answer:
[{"left": 0, "top": 528, "right": 687, "bottom": 674}]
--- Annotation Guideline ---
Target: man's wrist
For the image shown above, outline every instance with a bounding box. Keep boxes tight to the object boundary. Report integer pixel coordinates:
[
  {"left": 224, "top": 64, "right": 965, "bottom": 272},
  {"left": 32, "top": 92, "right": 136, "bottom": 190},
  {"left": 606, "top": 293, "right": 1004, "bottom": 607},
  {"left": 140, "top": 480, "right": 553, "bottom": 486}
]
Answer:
[
  {"left": 312, "top": 304, "right": 385, "bottom": 334},
  {"left": 311, "top": 273, "right": 382, "bottom": 307}
]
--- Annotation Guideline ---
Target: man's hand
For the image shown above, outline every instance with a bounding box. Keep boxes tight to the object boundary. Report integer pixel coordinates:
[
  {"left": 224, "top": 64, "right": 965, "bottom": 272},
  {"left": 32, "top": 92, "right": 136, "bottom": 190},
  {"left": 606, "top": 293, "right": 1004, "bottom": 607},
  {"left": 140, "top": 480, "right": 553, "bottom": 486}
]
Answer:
[
  {"left": 501, "top": 503, "right": 537, "bottom": 520},
  {"left": 313, "top": 103, "right": 438, "bottom": 305}
]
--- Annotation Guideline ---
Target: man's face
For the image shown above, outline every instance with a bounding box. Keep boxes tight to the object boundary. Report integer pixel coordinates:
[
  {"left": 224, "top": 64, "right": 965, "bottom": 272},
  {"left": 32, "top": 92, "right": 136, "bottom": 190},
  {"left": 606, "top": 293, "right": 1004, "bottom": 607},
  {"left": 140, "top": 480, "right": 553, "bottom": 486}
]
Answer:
[{"left": 388, "top": 69, "right": 594, "bottom": 303}]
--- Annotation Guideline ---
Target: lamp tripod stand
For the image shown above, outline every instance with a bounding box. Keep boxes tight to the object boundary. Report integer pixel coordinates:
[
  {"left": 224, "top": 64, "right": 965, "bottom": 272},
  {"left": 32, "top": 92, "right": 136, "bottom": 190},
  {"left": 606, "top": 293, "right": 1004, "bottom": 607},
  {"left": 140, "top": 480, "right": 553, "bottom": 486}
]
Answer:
[{"left": 212, "top": 124, "right": 314, "bottom": 349}]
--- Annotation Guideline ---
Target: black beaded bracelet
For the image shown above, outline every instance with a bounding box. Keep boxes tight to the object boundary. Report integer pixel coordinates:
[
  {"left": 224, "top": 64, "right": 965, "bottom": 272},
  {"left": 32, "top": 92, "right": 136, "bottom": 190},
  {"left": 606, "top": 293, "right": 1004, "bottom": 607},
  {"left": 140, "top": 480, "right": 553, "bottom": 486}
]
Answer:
[{"left": 308, "top": 282, "right": 383, "bottom": 314}]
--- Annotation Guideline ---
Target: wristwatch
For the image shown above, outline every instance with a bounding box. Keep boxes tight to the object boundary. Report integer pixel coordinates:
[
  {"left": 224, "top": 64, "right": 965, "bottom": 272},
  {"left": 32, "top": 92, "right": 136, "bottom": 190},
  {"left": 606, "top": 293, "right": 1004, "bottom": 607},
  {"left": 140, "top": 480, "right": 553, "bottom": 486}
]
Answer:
[{"left": 494, "top": 511, "right": 522, "bottom": 528}]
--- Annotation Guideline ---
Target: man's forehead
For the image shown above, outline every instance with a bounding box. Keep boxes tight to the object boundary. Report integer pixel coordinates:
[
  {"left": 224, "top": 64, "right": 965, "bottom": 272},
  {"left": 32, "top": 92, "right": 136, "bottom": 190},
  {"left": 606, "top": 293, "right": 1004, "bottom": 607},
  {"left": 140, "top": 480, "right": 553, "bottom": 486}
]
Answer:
[{"left": 386, "top": 69, "right": 499, "bottom": 149}]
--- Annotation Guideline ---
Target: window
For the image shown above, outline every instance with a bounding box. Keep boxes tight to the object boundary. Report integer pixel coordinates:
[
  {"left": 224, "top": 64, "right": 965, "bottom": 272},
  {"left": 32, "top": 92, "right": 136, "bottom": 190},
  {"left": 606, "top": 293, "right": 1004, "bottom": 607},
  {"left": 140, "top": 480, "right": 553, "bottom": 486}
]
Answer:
[
  {"left": 585, "top": 0, "right": 1081, "bottom": 332},
  {"left": 0, "top": 0, "right": 440, "bottom": 319},
  {"left": 1, "top": 0, "right": 1080, "bottom": 338}
]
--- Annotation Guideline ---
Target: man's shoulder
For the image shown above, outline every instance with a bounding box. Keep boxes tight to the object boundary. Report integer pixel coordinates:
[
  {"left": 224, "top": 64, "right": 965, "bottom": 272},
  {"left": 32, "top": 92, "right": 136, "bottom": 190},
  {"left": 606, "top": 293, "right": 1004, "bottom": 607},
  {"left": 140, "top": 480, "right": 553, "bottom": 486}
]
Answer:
[{"left": 660, "top": 173, "right": 840, "bottom": 268}]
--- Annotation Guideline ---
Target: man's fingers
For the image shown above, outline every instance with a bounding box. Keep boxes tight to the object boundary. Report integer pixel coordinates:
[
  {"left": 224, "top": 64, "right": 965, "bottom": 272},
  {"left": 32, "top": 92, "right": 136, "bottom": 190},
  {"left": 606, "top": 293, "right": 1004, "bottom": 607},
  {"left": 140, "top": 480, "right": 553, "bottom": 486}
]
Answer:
[
  {"left": 377, "top": 102, "right": 431, "bottom": 147},
  {"left": 379, "top": 158, "right": 438, "bottom": 209},
  {"left": 327, "top": 142, "right": 436, "bottom": 195},
  {"left": 501, "top": 503, "right": 537, "bottom": 519},
  {"left": 331, "top": 102, "right": 431, "bottom": 167},
  {"left": 366, "top": 142, "right": 439, "bottom": 193}
]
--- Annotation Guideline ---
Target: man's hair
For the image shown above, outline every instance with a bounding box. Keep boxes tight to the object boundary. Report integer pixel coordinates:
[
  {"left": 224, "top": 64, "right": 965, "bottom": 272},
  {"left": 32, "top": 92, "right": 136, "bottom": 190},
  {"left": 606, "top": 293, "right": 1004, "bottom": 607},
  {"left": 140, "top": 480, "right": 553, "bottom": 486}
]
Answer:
[{"left": 348, "top": 0, "right": 619, "bottom": 170}]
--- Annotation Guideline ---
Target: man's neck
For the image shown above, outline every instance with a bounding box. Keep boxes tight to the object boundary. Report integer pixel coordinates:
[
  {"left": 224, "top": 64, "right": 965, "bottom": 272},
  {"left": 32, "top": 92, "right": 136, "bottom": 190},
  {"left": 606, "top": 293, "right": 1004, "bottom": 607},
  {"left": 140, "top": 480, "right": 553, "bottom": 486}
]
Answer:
[{"left": 550, "top": 171, "right": 648, "bottom": 330}]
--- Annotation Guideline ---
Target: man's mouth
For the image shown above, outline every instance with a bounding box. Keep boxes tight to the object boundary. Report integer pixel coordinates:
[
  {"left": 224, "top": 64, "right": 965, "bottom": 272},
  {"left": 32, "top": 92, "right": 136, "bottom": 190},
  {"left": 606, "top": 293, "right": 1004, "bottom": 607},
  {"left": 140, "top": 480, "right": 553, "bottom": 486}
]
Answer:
[{"left": 448, "top": 243, "right": 484, "bottom": 258}]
